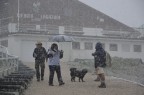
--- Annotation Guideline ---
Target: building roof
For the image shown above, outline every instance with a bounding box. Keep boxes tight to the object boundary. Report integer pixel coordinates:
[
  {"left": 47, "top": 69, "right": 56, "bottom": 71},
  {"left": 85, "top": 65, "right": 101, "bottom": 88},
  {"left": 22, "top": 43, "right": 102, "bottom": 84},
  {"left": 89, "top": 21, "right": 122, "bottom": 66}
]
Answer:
[{"left": 0, "top": 0, "right": 137, "bottom": 32}]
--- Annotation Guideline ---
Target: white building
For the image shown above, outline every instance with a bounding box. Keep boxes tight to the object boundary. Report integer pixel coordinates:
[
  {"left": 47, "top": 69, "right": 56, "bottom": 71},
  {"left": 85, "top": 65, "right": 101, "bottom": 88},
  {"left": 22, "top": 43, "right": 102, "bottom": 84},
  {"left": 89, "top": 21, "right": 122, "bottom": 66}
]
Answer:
[
  {"left": 2, "top": 32, "right": 142, "bottom": 63},
  {"left": 0, "top": 0, "right": 143, "bottom": 62}
]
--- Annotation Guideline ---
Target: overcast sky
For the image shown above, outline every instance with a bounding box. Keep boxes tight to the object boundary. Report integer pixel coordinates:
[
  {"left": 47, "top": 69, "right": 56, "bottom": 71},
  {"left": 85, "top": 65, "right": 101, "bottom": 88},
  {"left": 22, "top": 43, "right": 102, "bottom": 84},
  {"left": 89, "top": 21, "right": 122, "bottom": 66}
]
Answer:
[{"left": 79, "top": 0, "right": 144, "bottom": 28}]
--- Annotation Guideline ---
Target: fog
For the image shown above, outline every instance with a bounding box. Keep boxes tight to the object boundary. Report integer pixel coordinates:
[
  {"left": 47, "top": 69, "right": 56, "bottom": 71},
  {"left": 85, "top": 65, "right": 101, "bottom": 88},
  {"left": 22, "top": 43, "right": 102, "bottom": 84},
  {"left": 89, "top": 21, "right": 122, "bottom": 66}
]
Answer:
[
  {"left": 79, "top": 0, "right": 144, "bottom": 27},
  {"left": 0, "top": 0, "right": 144, "bottom": 95}
]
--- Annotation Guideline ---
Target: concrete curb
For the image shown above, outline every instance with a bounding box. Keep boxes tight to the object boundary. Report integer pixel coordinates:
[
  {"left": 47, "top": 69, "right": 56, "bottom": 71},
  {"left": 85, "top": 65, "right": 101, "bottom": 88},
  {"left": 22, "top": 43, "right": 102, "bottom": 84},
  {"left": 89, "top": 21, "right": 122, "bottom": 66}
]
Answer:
[{"left": 111, "top": 76, "right": 144, "bottom": 87}]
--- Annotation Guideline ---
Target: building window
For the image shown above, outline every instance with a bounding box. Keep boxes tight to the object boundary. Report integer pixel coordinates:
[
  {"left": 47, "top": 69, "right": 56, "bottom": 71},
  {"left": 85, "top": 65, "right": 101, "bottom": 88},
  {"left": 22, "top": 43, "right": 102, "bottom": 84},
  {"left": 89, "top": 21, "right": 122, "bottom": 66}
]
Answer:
[
  {"left": 121, "top": 44, "right": 130, "bottom": 52},
  {"left": 109, "top": 44, "right": 118, "bottom": 51},
  {"left": 72, "top": 42, "right": 80, "bottom": 50},
  {"left": 85, "top": 42, "right": 93, "bottom": 50},
  {"left": 133, "top": 45, "right": 141, "bottom": 52},
  {"left": 100, "top": 18, "right": 104, "bottom": 22}
]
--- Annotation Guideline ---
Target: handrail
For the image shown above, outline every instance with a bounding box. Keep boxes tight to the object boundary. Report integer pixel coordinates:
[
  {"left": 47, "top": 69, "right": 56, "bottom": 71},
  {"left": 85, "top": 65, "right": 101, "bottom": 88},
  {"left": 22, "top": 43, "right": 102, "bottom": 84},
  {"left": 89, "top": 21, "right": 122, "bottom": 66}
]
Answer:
[{"left": 0, "top": 45, "right": 19, "bottom": 78}]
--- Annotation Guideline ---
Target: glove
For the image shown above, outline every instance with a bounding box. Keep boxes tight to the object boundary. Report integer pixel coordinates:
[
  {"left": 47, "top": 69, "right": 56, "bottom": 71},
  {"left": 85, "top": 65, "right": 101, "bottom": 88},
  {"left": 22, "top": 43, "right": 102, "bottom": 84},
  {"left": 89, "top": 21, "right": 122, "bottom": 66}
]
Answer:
[
  {"left": 47, "top": 54, "right": 53, "bottom": 58},
  {"left": 92, "top": 53, "right": 95, "bottom": 56}
]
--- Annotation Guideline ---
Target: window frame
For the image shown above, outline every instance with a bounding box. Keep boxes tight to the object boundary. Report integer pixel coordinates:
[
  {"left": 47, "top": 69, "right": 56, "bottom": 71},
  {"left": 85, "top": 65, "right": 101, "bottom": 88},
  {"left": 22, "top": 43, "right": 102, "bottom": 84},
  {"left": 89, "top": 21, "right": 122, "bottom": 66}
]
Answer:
[
  {"left": 72, "top": 42, "right": 80, "bottom": 50},
  {"left": 133, "top": 45, "right": 142, "bottom": 52},
  {"left": 84, "top": 42, "right": 93, "bottom": 50},
  {"left": 109, "top": 43, "right": 118, "bottom": 51}
]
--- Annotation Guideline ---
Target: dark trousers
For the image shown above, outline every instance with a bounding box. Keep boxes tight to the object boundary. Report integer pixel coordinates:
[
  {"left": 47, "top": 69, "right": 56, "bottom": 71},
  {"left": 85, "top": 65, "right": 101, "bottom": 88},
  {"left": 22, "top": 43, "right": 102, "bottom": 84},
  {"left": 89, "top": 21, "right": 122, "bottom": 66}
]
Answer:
[
  {"left": 49, "top": 65, "right": 63, "bottom": 85},
  {"left": 35, "top": 60, "right": 45, "bottom": 79}
]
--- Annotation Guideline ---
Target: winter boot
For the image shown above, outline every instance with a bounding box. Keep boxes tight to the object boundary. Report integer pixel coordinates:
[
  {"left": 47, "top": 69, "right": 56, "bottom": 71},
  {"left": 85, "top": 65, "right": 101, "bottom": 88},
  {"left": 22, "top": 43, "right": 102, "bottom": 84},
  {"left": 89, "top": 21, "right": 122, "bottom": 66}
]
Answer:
[{"left": 98, "top": 83, "right": 106, "bottom": 88}]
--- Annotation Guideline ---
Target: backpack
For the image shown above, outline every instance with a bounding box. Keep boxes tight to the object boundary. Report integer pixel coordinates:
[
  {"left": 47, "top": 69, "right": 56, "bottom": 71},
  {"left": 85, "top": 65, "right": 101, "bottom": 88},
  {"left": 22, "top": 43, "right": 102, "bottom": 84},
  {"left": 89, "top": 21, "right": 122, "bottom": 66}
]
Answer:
[{"left": 105, "top": 52, "right": 112, "bottom": 67}]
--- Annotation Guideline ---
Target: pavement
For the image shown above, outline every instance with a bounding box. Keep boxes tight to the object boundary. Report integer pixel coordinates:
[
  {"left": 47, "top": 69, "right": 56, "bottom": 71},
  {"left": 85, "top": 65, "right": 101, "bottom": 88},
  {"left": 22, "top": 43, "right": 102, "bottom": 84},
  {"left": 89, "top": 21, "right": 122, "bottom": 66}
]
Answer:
[{"left": 24, "top": 62, "right": 144, "bottom": 95}]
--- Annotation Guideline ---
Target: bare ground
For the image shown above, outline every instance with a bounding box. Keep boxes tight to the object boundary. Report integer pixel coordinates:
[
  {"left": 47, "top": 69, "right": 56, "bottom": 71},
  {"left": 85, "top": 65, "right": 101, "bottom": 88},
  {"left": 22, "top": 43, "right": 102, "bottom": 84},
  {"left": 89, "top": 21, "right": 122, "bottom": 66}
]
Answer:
[{"left": 24, "top": 62, "right": 144, "bottom": 95}]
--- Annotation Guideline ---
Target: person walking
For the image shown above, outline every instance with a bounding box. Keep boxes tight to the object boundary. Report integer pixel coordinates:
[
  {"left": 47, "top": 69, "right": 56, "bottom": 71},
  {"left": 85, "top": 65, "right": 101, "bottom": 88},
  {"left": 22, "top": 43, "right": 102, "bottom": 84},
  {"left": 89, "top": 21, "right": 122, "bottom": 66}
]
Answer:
[
  {"left": 92, "top": 42, "right": 107, "bottom": 88},
  {"left": 47, "top": 43, "right": 65, "bottom": 86},
  {"left": 33, "top": 41, "right": 47, "bottom": 81}
]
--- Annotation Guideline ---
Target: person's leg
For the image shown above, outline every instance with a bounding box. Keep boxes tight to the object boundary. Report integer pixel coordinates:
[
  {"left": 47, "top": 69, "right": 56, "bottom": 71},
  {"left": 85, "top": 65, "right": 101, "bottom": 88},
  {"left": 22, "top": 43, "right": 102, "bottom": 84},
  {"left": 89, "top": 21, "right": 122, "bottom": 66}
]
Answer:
[
  {"left": 35, "top": 60, "right": 40, "bottom": 81},
  {"left": 94, "top": 76, "right": 100, "bottom": 81},
  {"left": 97, "top": 67, "right": 106, "bottom": 88},
  {"left": 40, "top": 61, "right": 45, "bottom": 80},
  {"left": 49, "top": 65, "right": 55, "bottom": 86},
  {"left": 94, "top": 67, "right": 100, "bottom": 81},
  {"left": 55, "top": 65, "right": 65, "bottom": 85},
  {"left": 98, "top": 74, "right": 106, "bottom": 88}
]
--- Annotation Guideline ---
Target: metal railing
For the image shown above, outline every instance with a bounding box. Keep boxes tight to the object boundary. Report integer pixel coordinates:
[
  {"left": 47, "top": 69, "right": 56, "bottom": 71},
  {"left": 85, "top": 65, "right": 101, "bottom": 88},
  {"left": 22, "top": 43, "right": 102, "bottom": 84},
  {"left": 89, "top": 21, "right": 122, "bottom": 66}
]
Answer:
[
  {"left": 0, "top": 45, "right": 19, "bottom": 78},
  {"left": 68, "top": 57, "right": 144, "bottom": 86}
]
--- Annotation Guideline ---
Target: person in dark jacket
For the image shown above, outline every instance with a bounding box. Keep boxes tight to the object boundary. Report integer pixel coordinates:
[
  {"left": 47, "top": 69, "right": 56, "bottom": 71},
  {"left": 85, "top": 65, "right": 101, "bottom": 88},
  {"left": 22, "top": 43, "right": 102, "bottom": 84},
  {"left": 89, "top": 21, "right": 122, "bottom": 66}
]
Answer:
[
  {"left": 33, "top": 42, "right": 47, "bottom": 81},
  {"left": 92, "top": 42, "right": 107, "bottom": 88},
  {"left": 47, "top": 43, "right": 65, "bottom": 86},
  {"left": 94, "top": 51, "right": 112, "bottom": 81}
]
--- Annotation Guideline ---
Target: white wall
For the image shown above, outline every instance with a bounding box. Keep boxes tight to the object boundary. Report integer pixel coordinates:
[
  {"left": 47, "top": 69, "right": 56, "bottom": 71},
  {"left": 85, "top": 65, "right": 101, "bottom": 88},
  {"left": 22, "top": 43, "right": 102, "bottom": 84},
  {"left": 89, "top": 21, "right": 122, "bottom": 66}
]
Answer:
[
  {"left": 83, "top": 28, "right": 103, "bottom": 36},
  {"left": 59, "top": 26, "right": 65, "bottom": 34},
  {"left": 71, "top": 37, "right": 144, "bottom": 61},
  {"left": 6, "top": 34, "right": 144, "bottom": 63},
  {"left": 7, "top": 34, "right": 72, "bottom": 62},
  {"left": 8, "top": 23, "right": 17, "bottom": 33},
  {"left": 8, "top": 35, "right": 22, "bottom": 57}
]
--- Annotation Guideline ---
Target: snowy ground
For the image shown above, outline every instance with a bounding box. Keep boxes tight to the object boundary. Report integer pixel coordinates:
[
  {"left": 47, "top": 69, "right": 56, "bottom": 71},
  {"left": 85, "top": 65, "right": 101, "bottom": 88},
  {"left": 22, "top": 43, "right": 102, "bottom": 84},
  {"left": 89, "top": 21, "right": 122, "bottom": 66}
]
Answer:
[{"left": 24, "top": 62, "right": 144, "bottom": 95}]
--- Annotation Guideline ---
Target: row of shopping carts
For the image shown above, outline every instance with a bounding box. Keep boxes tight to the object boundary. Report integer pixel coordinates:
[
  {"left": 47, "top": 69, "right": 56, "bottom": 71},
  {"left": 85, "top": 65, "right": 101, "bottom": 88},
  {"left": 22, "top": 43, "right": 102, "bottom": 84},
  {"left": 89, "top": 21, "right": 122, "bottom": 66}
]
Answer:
[{"left": 0, "top": 62, "right": 35, "bottom": 95}]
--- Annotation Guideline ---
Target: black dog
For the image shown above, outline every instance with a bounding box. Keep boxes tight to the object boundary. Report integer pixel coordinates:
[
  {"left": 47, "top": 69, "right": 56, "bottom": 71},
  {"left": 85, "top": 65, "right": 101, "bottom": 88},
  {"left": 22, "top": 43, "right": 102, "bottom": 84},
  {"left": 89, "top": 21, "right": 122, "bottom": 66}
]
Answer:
[{"left": 70, "top": 68, "right": 88, "bottom": 82}]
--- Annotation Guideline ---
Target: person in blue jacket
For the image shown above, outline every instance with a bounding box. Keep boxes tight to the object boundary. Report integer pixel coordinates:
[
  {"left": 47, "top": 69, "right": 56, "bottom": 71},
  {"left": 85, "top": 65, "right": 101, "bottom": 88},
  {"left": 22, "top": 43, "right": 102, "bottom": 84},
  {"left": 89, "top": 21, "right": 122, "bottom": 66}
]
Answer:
[{"left": 47, "top": 43, "right": 65, "bottom": 86}]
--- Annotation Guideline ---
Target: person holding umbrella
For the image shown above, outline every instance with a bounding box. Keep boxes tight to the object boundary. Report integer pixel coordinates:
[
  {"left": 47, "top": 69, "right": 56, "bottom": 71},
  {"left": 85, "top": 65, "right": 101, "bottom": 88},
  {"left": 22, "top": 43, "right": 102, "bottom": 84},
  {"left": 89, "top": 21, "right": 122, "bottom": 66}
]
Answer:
[{"left": 47, "top": 43, "right": 65, "bottom": 86}]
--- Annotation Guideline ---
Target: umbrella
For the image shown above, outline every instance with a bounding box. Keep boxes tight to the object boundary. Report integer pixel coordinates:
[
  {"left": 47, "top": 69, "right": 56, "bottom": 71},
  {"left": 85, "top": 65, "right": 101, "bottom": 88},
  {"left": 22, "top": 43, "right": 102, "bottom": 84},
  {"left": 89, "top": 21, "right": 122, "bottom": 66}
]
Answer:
[
  {"left": 49, "top": 35, "right": 74, "bottom": 62},
  {"left": 50, "top": 35, "right": 75, "bottom": 42}
]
